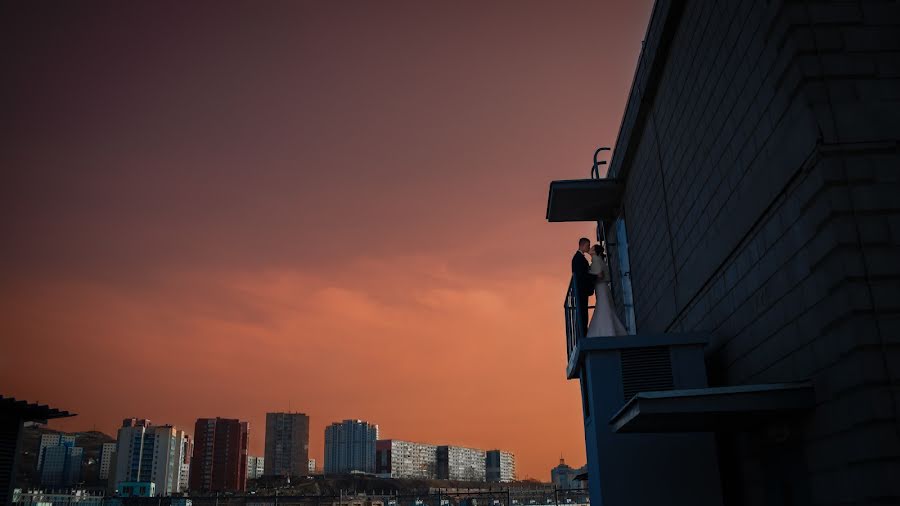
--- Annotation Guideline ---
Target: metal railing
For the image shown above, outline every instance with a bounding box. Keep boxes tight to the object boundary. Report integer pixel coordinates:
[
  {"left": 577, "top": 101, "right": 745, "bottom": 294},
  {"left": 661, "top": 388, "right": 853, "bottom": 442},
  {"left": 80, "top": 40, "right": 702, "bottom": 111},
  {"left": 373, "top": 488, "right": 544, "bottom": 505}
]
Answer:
[{"left": 563, "top": 276, "right": 593, "bottom": 362}]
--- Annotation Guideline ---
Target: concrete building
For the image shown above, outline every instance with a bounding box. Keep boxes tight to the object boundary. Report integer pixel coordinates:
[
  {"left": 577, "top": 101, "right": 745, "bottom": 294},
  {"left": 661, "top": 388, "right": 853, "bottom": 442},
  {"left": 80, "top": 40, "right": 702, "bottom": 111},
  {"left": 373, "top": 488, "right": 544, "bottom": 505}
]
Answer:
[
  {"left": 486, "top": 450, "right": 516, "bottom": 483},
  {"left": 178, "top": 435, "right": 192, "bottom": 493},
  {"left": 324, "top": 420, "right": 378, "bottom": 474},
  {"left": 375, "top": 439, "right": 437, "bottom": 479},
  {"left": 308, "top": 459, "right": 317, "bottom": 474},
  {"left": 263, "top": 412, "right": 309, "bottom": 477},
  {"left": 37, "top": 433, "right": 75, "bottom": 472},
  {"left": 40, "top": 444, "right": 82, "bottom": 487},
  {"left": 546, "top": 1, "right": 900, "bottom": 505},
  {"left": 189, "top": 417, "right": 249, "bottom": 492},
  {"left": 436, "top": 445, "right": 485, "bottom": 481},
  {"left": 114, "top": 419, "right": 190, "bottom": 496},
  {"left": 247, "top": 455, "right": 265, "bottom": 479},
  {"left": 550, "top": 458, "right": 585, "bottom": 490},
  {"left": 99, "top": 442, "right": 116, "bottom": 480}
]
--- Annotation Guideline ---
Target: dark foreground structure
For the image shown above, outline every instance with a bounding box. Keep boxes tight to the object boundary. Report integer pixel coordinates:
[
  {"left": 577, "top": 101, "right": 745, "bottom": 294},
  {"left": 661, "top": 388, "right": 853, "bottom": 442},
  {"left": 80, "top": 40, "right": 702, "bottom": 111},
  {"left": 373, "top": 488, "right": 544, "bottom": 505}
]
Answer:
[
  {"left": 547, "top": 1, "right": 900, "bottom": 505},
  {"left": 0, "top": 395, "right": 74, "bottom": 504}
]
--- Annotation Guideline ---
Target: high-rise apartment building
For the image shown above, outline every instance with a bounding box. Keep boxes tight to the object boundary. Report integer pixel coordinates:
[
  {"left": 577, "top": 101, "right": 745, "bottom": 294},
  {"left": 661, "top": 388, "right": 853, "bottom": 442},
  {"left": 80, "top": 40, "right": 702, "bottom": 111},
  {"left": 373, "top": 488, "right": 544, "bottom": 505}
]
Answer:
[
  {"left": 114, "top": 418, "right": 190, "bottom": 496},
  {"left": 308, "top": 459, "right": 317, "bottom": 474},
  {"left": 189, "top": 418, "right": 249, "bottom": 492},
  {"left": 37, "top": 433, "right": 76, "bottom": 471},
  {"left": 246, "top": 456, "right": 265, "bottom": 479},
  {"left": 375, "top": 440, "right": 437, "bottom": 479},
  {"left": 323, "top": 420, "right": 378, "bottom": 474},
  {"left": 436, "top": 445, "right": 486, "bottom": 481},
  {"left": 178, "top": 436, "right": 192, "bottom": 493},
  {"left": 263, "top": 412, "right": 309, "bottom": 477},
  {"left": 40, "top": 444, "right": 82, "bottom": 487},
  {"left": 486, "top": 450, "right": 516, "bottom": 482},
  {"left": 99, "top": 442, "right": 117, "bottom": 480}
]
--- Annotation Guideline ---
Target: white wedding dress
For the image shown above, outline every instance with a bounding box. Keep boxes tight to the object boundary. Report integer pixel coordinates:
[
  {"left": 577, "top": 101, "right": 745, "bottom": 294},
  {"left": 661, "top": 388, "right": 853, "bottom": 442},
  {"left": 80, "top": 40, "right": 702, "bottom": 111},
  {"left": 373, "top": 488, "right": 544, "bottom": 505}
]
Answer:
[{"left": 586, "top": 254, "right": 628, "bottom": 337}]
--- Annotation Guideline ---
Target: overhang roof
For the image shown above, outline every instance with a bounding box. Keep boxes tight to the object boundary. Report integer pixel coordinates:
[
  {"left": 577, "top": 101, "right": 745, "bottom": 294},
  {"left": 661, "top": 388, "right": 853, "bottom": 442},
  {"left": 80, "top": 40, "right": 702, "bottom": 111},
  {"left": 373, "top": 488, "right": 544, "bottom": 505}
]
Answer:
[
  {"left": 609, "top": 383, "right": 815, "bottom": 433},
  {"left": 0, "top": 395, "right": 75, "bottom": 422},
  {"left": 546, "top": 178, "right": 624, "bottom": 222}
]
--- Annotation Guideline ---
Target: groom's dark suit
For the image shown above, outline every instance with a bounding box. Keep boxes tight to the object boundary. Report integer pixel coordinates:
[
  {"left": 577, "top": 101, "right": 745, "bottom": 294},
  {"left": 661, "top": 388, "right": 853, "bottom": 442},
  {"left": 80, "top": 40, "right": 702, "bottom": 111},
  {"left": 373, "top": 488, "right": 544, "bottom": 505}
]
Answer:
[{"left": 572, "top": 251, "right": 597, "bottom": 338}]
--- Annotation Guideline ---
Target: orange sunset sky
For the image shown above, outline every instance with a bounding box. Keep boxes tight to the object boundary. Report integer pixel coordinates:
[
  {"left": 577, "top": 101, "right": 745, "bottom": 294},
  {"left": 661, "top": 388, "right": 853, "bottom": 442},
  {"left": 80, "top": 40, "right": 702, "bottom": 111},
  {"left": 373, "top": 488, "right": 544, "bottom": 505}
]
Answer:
[{"left": 1, "top": 0, "right": 653, "bottom": 480}]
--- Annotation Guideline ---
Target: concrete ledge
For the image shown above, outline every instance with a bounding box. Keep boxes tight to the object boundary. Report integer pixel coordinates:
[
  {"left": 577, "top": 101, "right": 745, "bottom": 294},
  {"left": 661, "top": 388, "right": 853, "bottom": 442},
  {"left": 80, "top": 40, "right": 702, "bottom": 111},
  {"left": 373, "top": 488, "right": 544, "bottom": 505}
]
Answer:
[
  {"left": 566, "top": 332, "right": 709, "bottom": 379},
  {"left": 609, "top": 382, "right": 816, "bottom": 433}
]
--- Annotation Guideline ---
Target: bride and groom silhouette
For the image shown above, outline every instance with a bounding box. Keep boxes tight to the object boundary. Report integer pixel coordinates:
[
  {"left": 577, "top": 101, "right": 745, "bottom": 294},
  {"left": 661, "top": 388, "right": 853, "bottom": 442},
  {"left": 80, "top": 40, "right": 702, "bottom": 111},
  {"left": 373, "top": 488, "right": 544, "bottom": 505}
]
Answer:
[{"left": 572, "top": 237, "right": 627, "bottom": 338}]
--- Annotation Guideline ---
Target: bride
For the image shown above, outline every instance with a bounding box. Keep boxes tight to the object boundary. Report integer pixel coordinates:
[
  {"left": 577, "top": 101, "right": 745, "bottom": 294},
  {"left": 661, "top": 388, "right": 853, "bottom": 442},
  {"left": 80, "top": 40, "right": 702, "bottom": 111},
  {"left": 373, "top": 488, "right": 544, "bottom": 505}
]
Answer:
[{"left": 586, "top": 244, "right": 628, "bottom": 337}]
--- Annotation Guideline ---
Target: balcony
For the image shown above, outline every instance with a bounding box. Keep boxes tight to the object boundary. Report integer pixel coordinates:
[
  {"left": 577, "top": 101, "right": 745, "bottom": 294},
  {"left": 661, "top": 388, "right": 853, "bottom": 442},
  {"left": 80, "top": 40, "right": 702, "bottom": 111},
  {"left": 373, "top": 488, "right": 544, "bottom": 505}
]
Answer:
[{"left": 551, "top": 181, "right": 814, "bottom": 506}]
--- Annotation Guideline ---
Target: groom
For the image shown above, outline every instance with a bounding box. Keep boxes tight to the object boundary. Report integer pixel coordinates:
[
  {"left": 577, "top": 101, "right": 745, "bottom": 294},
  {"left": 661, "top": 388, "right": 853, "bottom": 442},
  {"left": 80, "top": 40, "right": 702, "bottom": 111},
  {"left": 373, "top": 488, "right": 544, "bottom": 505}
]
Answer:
[{"left": 572, "top": 237, "right": 597, "bottom": 337}]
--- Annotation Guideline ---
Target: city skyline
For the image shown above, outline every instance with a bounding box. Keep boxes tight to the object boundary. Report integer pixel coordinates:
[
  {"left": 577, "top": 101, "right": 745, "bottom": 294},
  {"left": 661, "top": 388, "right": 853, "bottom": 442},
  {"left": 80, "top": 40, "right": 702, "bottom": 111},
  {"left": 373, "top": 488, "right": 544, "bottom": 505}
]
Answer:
[{"left": 0, "top": 0, "right": 652, "bottom": 480}]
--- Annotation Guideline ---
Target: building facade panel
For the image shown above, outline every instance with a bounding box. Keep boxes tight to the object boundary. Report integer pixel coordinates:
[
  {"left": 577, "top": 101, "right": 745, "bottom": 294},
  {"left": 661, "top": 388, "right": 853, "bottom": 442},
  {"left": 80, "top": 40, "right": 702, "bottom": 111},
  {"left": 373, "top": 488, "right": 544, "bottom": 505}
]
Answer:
[{"left": 594, "top": 1, "right": 900, "bottom": 505}]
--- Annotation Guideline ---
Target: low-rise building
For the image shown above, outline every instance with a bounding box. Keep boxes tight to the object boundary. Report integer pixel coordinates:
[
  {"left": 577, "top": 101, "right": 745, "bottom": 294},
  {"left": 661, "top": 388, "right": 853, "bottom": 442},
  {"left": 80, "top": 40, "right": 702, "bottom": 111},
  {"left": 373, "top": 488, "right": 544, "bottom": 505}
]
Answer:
[{"left": 12, "top": 488, "right": 104, "bottom": 506}]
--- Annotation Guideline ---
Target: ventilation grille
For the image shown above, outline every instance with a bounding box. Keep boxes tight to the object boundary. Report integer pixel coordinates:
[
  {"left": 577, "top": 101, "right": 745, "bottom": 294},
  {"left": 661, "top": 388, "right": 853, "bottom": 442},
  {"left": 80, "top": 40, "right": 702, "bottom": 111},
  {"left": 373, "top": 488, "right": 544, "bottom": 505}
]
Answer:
[{"left": 621, "top": 347, "right": 674, "bottom": 401}]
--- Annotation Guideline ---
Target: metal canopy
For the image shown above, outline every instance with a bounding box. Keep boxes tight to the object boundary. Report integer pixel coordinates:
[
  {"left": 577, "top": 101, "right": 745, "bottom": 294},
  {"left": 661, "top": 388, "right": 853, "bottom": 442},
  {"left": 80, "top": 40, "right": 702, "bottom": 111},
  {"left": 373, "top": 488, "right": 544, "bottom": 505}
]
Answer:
[
  {"left": 609, "top": 383, "right": 815, "bottom": 433},
  {"left": 0, "top": 395, "right": 75, "bottom": 422},
  {"left": 546, "top": 178, "right": 624, "bottom": 222}
]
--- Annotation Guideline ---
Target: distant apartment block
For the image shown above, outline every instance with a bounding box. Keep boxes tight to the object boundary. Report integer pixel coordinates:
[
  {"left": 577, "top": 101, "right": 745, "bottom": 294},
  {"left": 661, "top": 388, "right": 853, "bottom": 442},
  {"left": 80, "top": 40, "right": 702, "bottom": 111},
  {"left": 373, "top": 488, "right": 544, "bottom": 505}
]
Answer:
[
  {"left": 40, "top": 444, "right": 82, "bottom": 487},
  {"left": 99, "top": 442, "right": 117, "bottom": 480},
  {"left": 486, "top": 450, "right": 516, "bottom": 482},
  {"left": 308, "top": 459, "right": 317, "bottom": 474},
  {"left": 179, "top": 436, "right": 192, "bottom": 493},
  {"left": 436, "top": 445, "right": 486, "bottom": 481},
  {"left": 247, "top": 455, "right": 265, "bottom": 479},
  {"left": 264, "top": 412, "right": 309, "bottom": 477},
  {"left": 324, "top": 420, "right": 378, "bottom": 474},
  {"left": 114, "top": 418, "right": 191, "bottom": 496},
  {"left": 179, "top": 462, "right": 190, "bottom": 493},
  {"left": 189, "top": 417, "right": 249, "bottom": 492},
  {"left": 37, "top": 433, "right": 76, "bottom": 471},
  {"left": 376, "top": 440, "right": 437, "bottom": 479}
]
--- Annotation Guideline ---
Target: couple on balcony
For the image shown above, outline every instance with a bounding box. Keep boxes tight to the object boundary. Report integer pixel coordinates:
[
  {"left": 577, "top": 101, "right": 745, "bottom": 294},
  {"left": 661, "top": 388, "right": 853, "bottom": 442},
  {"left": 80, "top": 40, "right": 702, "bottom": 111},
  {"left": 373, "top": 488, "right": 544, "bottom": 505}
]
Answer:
[{"left": 572, "top": 237, "right": 627, "bottom": 338}]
